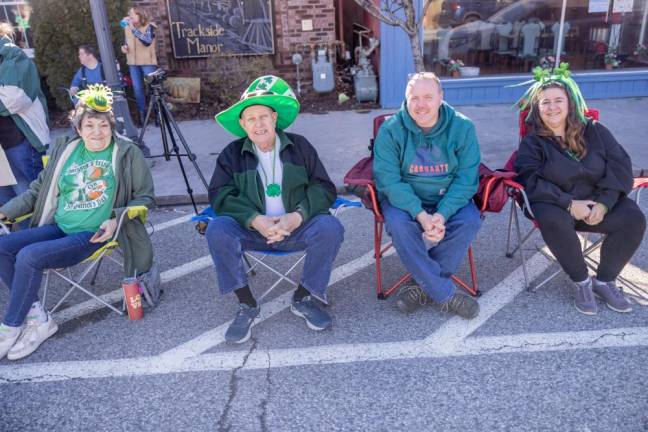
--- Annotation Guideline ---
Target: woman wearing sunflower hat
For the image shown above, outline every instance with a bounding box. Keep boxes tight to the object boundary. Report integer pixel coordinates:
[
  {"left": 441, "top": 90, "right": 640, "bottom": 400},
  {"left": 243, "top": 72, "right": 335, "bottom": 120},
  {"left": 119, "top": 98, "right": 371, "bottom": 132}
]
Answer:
[
  {"left": 514, "top": 64, "right": 645, "bottom": 316},
  {"left": 206, "top": 75, "right": 344, "bottom": 343},
  {"left": 0, "top": 84, "right": 155, "bottom": 360}
]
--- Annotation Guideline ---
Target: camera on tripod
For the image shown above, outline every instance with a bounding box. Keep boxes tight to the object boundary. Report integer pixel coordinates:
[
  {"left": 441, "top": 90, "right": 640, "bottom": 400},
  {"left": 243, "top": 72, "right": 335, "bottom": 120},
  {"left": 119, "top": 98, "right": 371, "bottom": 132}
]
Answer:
[{"left": 144, "top": 68, "right": 167, "bottom": 85}]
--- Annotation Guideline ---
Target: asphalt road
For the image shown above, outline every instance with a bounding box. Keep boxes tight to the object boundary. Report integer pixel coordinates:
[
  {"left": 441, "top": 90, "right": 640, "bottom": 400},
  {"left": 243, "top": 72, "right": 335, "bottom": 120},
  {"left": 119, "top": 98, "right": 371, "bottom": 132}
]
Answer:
[{"left": 1, "top": 196, "right": 648, "bottom": 432}]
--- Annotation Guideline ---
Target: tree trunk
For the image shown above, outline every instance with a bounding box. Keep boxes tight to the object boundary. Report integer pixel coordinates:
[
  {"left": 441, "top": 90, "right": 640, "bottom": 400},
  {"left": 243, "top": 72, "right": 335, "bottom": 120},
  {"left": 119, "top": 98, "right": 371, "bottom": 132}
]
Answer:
[{"left": 409, "top": 30, "right": 425, "bottom": 72}]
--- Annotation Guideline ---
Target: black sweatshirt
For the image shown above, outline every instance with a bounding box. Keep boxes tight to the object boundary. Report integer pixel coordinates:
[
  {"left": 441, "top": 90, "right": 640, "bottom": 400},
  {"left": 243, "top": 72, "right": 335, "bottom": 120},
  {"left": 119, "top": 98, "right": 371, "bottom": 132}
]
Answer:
[{"left": 514, "top": 120, "right": 633, "bottom": 211}]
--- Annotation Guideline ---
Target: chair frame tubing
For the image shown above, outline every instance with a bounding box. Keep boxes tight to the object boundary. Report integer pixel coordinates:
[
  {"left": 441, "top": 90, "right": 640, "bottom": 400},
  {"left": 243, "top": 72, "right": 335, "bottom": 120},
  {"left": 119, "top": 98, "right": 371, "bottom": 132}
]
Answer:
[{"left": 366, "top": 184, "right": 479, "bottom": 300}]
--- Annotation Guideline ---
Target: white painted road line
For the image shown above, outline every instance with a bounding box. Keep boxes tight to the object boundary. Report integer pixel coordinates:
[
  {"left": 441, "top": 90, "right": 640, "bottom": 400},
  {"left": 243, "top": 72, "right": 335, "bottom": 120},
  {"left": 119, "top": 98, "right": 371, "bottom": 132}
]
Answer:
[
  {"left": 423, "top": 249, "right": 553, "bottom": 353},
  {"left": 151, "top": 213, "right": 195, "bottom": 232},
  {"left": 159, "top": 246, "right": 393, "bottom": 360},
  {"left": 3, "top": 326, "right": 647, "bottom": 384},
  {"left": 8, "top": 241, "right": 645, "bottom": 384}
]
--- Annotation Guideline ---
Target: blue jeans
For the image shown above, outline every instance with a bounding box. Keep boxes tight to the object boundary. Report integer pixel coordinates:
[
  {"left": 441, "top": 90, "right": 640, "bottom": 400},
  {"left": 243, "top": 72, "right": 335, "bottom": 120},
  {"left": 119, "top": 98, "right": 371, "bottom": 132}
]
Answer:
[
  {"left": 206, "top": 214, "right": 345, "bottom": 303},
  {"left": 0, "top": 138, "right": 44, "bottom": 206},
  {"left": 0, "top": 224, "right": 104, "bottom": 326},
  {"left": 128, "top": 64, "right": 157, "bottom": 117},
  {"left": 382, "top": 201, "right": 482, "bottom": 302}
]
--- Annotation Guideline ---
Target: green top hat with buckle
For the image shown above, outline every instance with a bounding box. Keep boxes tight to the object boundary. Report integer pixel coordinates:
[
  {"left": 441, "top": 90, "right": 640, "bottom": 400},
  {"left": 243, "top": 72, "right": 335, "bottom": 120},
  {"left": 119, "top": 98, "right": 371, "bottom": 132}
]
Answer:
[{"left": 215, "top": 75, "right": 300, "bottom": 137}]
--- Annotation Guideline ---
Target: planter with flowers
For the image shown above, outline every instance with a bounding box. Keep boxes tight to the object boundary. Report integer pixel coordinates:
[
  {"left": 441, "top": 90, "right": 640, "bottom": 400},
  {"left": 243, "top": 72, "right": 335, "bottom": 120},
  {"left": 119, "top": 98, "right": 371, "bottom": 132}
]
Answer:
[
  {"left": 538, "top": 55, "right": 555, "bottom": 70},
  {"left": 446, "top": 59, "right": 464, "bottom": 78},
  {"left": 604, "top": 50, "right": 620, "bottom": 70}
]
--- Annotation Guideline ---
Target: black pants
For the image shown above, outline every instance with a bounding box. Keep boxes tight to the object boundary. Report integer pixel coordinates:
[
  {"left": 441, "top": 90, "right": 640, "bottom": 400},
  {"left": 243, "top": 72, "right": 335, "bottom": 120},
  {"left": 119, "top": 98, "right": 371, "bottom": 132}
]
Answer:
[{"left": 532, "top": 197, "right": 646, "bottom": 282}]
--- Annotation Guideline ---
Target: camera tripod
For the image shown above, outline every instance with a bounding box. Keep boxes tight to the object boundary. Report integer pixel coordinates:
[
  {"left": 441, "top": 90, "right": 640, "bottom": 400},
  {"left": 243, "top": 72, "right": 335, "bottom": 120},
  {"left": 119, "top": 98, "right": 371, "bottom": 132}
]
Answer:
[{"left": 136, "top": 77, "right": 209, "bottom": 213}]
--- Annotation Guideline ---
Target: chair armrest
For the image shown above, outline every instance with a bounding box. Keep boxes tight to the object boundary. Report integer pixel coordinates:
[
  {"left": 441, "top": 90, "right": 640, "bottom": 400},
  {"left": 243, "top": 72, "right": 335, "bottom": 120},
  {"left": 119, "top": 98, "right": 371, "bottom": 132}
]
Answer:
[{"left": 114, "top": 205, "right": 150, "bottom": 239}]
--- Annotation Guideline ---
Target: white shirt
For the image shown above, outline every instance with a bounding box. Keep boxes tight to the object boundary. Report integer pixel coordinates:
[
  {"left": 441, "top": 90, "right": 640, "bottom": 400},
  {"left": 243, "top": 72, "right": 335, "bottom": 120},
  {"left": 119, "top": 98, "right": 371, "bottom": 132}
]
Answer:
[{"left": 255, "top": 137, "right": 286, "bottom": 217}]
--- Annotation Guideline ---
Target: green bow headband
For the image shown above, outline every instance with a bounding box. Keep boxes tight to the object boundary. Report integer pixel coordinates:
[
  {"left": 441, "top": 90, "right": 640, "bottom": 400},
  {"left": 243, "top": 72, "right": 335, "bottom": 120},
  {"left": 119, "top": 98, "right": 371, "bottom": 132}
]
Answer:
[
  {"left": 76, "top": 84, "right": 113, "bottom": 113},
  {"left": 513, "top": 62, "right": 588, "bottom": 124}
]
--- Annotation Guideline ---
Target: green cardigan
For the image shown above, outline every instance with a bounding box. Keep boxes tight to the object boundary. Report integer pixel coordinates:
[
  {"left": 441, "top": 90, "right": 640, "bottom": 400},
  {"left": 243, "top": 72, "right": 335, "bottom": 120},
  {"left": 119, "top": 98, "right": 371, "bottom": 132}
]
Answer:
[{"left": 0, "top": 134, "right": 155, "bottom": 276}]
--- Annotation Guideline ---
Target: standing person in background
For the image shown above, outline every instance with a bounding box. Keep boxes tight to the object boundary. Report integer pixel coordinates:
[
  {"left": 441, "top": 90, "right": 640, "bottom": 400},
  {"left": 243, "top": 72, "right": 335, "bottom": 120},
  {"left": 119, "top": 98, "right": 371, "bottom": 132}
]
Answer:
[
  {"left": 0, "top": 22, "right": 49, "bottom": 208},
  {"left": 69, "top": 44, "right": 105, "bottom": 104},
  {"left": 120, "top": 7, "right": 157, "bottom": 124}
]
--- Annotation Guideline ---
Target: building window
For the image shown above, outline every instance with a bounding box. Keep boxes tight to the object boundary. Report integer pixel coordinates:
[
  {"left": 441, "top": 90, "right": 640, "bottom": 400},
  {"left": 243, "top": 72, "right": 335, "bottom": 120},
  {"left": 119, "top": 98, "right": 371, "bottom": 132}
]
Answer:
[
  {"left": 0, "top": 1, "right": 32, "bottom": 49},
  {"left": 422, "top": 0, "right": 648, "bottom": 77}
]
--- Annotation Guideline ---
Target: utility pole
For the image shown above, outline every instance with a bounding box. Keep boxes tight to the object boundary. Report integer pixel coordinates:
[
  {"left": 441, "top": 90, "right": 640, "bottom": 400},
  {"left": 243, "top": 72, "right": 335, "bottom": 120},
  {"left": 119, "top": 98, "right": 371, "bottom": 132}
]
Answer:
[{"left": 88, "top": 0, "right": 148, "bottom": 154}]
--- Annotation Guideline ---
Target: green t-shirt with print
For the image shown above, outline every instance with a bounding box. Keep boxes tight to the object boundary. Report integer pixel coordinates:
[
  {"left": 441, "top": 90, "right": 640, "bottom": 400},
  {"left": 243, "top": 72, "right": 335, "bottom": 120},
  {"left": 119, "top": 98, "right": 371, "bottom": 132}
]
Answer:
[{"left": 55, "top": 141, "right": 115, "bottom": 234}]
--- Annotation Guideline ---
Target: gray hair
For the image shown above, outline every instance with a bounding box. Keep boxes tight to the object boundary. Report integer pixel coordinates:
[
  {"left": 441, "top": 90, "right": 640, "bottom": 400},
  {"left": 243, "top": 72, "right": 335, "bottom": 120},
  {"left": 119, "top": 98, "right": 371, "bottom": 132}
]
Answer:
[
  {"left": 69, "top": 104, "right": 116, "bottom": 132},
  {"left": 405, "top": 72, "right": 443, "bottom": 99}
]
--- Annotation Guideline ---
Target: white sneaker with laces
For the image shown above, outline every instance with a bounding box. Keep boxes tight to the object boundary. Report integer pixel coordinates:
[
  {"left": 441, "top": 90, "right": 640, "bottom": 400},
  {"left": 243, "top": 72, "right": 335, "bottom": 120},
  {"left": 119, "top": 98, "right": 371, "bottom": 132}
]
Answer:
[
  {"left": 7, "top": 314, "right": 58, "bottom": 361},
  {"left": 0, "top": 325, "right": 22, "bottom": 360}
]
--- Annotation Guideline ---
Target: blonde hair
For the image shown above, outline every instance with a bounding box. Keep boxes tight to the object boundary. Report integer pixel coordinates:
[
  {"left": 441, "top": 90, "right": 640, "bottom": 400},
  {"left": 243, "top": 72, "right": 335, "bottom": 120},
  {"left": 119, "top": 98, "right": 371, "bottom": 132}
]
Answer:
[
  {"left": 0, "top": 21, "right": 14, "bottom": 39},
  {"left": 405, "top": 72, "right": 442, "bottom": 98},
  {"left": 130, "top": 7, "right": 150, "bottom": 26}
]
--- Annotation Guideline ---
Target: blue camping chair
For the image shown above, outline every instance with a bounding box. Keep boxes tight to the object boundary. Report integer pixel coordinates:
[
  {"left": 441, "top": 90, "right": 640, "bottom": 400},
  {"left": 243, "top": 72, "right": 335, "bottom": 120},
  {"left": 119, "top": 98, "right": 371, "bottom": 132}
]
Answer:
[{"left": 194, "top": 197, "right": 360, "bottom": 302}]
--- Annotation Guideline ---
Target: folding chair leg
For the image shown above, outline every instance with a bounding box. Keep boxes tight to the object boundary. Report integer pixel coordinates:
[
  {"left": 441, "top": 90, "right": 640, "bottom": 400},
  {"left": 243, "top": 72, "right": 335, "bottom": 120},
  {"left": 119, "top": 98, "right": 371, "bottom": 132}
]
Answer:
[
  {"left": 89, "top": 255, "right": 105, "bottom": 286},
  {"left": 374, "top": 220, "right": 386, "bottom": 299},
  {"left": 511, "top": 204, "right": 532, "bottom": 291},
  {"left": 505, "top": 200, "right": 516, "bottom": 258},
  {"left": 256, "top": 254, "right": 305, "bottom": 301},
  {"left": 42, "top": 269, "right": 51, "bottom": 309},
  {"left": 51, "top": 271, "right": 124, "bottom": 315},
  {"left": 243, "top": 254, "right": 255, "bottom": 276},
  {"left": 450, "top": 246, "right": 480, "bottom": 297}
]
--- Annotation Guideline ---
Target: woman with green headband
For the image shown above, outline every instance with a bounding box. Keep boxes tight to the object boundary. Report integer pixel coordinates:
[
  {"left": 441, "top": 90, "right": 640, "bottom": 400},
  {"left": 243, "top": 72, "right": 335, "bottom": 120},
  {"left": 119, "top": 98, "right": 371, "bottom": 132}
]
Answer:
[
  {"left": 514, "top": 64, "right": 645, "bottom": 316},
  {"left": 0, "top": 84, "right": 155, "bottom": 360}
]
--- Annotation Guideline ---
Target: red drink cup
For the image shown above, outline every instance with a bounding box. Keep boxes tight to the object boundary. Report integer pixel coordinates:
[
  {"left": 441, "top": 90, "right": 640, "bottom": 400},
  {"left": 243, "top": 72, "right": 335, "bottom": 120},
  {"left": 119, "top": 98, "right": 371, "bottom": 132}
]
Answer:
[{"left": 122, "top": 277, "right": 144, "bottom": 320}]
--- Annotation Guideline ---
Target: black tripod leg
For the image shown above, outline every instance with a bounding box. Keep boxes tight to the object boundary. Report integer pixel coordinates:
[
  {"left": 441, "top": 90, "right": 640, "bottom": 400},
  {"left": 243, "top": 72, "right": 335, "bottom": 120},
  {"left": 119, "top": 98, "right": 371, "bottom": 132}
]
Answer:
[
  {"left": 158, "top": 105, "right": 199, "bottom": 213},
  {"left": 136, "top": 89, "right": 157, "bottom": 157},
  {"left": 163, "top": 104, "right": 210, "bottom": 191}
]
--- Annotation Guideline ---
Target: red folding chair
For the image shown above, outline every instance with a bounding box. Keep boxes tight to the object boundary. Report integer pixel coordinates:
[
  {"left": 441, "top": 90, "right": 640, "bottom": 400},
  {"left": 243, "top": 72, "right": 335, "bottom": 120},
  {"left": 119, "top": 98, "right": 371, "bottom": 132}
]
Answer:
[
  {"left": 501, "top": 109, "right": 648, "bottom": 292},
  {"left": 344, "top": 114, "right": 483, "bottom": 300}
]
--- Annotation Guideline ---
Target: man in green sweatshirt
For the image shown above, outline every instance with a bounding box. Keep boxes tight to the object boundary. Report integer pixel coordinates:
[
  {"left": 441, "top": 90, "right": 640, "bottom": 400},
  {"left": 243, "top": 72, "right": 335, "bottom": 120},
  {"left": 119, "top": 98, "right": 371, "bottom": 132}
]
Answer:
[{"left": 373, "top": 72, "right": 482, "bottom": 318}]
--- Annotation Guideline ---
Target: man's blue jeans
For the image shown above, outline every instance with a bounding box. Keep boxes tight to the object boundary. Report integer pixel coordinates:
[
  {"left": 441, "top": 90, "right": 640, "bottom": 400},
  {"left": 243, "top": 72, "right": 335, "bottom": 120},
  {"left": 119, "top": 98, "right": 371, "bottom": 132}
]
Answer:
[
  {"left": 0, "top": 224, "right": 103, "bottom": 327},
  {"left": 0, "top": 138, "right": 44, "bottom": 206},
  {"left": 206, "top": 214, "right": 345, "bottom": 303},
  {"left": 128, "top": 64, "right": 157, "bottom": 118},
  {"left": 382, "top": 201, "right": 482, "bottom": 303}
]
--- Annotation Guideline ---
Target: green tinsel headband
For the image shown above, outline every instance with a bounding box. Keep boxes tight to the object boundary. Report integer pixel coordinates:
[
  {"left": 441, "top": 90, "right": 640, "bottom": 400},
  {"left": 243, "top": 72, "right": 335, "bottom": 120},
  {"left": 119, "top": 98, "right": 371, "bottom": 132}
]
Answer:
[
  {"left": 513, "top": 62, "right": 588, "bottom": 124},
  {"left": 75, "top": 84, "right": 113, "bottom": 113}
]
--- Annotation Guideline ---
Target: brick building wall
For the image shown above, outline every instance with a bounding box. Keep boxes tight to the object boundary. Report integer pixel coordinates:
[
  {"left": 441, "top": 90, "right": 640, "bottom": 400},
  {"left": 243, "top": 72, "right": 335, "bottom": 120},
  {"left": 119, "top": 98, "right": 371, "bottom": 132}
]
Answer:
[{"left": 131, "top": 0, "right": 337, "bottom": 96}]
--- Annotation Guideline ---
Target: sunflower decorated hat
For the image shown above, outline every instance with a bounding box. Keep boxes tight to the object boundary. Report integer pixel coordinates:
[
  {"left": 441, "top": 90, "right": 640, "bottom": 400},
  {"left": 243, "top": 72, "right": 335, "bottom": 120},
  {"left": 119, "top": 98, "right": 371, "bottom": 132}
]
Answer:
[
  {"left": 215, "top": 75, "right": 300, "bottom": 137},
  {"left": 75, "top": 84, "right": 114, "bottom": 112}
]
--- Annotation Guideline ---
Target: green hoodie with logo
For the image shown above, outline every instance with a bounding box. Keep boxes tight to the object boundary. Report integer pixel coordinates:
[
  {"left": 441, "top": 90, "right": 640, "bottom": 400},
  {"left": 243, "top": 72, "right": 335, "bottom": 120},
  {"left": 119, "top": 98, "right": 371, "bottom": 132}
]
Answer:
[{"left": 373, "top": 101, "right": 480, "bottom": 221}]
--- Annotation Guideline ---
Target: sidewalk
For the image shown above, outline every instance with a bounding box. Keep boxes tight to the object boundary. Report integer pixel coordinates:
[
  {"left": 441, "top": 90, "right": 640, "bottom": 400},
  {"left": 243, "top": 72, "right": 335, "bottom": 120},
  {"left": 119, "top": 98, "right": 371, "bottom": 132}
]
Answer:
[{"left": 53, "top": 97, "right": 648, "bottom": 205}]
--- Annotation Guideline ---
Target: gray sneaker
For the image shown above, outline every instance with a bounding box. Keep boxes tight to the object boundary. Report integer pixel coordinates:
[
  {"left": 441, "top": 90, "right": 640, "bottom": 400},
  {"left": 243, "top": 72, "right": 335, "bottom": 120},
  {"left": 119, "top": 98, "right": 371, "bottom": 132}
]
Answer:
[
  {"left": 574, "top": 279, "right": 597, "bottom": 316},
  {"left": 290, "top": 296, "right": 332, "bottom": 331},
  {"left": 440, "top": 292, "right": 480, "bottom": 319},
  {"left": 592, "top": 279, "right": 633, "bottom": 313},
  {"left": 395, "top": 281, "right": 429, "bottom": 314},
  {"left": 225, "top": 304, "right": 260, "bottom": 344}
]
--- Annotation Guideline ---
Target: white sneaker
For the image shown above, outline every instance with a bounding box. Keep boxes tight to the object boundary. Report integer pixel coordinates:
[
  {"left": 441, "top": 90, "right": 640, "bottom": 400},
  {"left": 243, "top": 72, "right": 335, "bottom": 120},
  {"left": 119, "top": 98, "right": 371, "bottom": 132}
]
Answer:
[
  {"left": 7, "top": 314, "right": 58, "bottom": 361},
  {"left": 0, "top": 325, "right": 22, "bottom": 360}
]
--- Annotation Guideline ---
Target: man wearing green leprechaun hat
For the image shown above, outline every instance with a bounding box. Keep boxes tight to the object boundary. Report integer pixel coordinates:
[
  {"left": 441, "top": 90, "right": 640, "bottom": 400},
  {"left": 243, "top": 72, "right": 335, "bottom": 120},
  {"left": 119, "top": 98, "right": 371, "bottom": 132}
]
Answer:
[{"left": 205, "top": 75, "right": 344, "bottom": 344}]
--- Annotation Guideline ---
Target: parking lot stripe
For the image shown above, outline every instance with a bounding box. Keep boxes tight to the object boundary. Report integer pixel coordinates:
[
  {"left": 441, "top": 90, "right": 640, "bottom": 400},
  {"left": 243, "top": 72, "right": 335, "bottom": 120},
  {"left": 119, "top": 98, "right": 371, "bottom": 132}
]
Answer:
[
  {"left": 3, "top": 325, "right": 647, "bottom": 384},
  {"left": 422, "top": 249, "right": 553, "bottom": 353},
  {"left": 159, "top": 247, "right": 393, "bottom": 360}
]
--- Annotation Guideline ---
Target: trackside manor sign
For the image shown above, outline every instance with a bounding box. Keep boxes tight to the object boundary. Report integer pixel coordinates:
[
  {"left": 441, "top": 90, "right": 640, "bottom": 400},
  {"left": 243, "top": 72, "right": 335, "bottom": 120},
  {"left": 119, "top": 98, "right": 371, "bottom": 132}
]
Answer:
[{"left": 166, "top": 0, "right": 275, "bottom": 58}]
